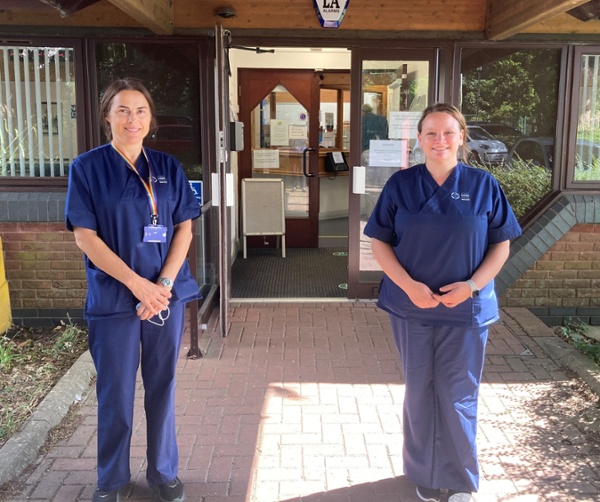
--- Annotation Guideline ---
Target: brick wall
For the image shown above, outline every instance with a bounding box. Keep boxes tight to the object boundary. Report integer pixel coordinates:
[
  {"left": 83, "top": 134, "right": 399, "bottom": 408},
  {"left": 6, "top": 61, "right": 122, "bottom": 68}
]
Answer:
[
  {"left": 1, "top": 222, "right": 86, "bottom": 326},
  {"left": 1, "top": 193, "right": 599, "bottom": 327},
  {"left": 500, "top": 223, "right": 600, "bottom": 325}
]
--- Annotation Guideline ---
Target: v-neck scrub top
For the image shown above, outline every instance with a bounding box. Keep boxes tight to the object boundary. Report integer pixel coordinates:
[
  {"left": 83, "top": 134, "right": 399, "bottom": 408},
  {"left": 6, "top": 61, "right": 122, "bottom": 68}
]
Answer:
[
  {"left": 364, "top": 163, "right": 522, "bottom": 328},
  {"left": 65, "top": 143, "right": 201, "bottom": 320}
]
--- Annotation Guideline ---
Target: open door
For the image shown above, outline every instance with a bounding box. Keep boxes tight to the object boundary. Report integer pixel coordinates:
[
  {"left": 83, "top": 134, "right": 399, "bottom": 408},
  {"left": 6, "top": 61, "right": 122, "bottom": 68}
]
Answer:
[
  {"left": 348, "top": 48, "right": 439, "bottom": 298},
  {"left": 238, "top": 69, "right": 321, "bottom": 248},
  {"left": 215, "top": 25, "right": 232, "bottom": 336}
]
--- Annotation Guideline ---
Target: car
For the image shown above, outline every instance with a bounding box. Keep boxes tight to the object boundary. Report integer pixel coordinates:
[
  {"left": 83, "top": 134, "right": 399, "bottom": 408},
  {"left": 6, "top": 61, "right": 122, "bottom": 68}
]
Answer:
[
  {"left": 465, "top": 125, "right": 509, "bottom": 165},
  {"left": 469, "top": 122, "right": 525, "bottom": 150},
  {"left": 506, "top": 137, "right": 554, "bottom": 170},
  {"left": 507, "top": 136, "right": 600, "bottom": 170},
  {"left": 408, "top": 125, "right": 509, "bottom": 167}
]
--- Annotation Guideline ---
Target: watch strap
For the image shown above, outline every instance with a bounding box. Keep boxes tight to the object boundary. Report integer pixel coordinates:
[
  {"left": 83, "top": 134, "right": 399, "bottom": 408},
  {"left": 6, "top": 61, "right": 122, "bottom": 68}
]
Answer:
[
  {"left": 158, "top": 277, "right": 174, "bottom": 288},
  {"left": 466, "top": 279, "right": 479, "bottom": 297}
]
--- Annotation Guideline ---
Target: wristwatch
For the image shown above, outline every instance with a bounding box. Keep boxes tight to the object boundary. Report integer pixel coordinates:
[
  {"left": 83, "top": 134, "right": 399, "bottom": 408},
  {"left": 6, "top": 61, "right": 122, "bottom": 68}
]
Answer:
[
  {"left": 158, "top": 277, "right": 174, "bottom": 288},
  {"left": 466, "top": 279, "right": 480, "bottom": 298}
]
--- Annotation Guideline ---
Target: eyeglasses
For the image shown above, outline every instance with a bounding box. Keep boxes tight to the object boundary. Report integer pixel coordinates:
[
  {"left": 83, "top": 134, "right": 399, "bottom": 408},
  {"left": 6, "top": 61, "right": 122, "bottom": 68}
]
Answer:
[{"left": 136, "top": 303, "right": 170, "bottom": 327}]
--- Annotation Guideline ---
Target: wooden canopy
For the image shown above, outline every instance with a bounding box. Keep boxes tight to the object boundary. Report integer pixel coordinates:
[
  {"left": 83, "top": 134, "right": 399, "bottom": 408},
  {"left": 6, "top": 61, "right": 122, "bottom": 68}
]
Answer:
[{"left": 1, "top": 0, "right": 600, "bottom": 40}]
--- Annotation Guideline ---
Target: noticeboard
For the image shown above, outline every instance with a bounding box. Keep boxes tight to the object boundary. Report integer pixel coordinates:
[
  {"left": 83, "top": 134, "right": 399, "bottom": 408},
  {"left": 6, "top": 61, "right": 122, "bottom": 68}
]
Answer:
[{"left": 241, "top": 178, "right": 286, "bottom": 258}]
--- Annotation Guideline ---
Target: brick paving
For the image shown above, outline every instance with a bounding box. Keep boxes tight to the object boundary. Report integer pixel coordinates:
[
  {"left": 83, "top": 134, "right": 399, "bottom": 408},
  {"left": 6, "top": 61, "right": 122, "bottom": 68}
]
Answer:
[{"left": 1, "top": 302, "right": 599, "bottom": 501}]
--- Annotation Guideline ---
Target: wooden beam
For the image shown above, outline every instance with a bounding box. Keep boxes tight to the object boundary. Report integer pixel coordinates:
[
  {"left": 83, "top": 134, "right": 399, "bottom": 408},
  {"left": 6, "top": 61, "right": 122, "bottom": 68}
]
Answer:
[
  {"left": 486, "top": 0, "right": 590, "bottom": 40},
  {"left": 37, "top": 0, "right": 101, "bottom": 17},
  {"left": 105, "top": 0, "right": 173, "bottom": 34}
]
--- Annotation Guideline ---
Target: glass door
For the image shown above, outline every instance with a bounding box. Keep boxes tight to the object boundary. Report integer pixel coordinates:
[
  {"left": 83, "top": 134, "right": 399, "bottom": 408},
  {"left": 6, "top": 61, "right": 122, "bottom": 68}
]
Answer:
[
  {"left": 238, "top": 69, "right": 320, "bottom": 248},
  {"left": 348, "top": 48, "right": 438, "bottom": 298}
]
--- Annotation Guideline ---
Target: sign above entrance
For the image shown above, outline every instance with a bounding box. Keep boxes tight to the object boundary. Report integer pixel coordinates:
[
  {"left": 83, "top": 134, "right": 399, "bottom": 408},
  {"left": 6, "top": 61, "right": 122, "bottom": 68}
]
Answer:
[{"left": 313, "top": 0, "right": 349, "bottom": 28}]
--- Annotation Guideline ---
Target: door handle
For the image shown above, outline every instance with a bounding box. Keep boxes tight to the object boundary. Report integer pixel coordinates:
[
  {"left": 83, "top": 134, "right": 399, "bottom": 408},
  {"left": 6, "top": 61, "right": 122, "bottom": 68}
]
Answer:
[{"left": 302, "top": 147, "right": 316, "bottom": 177}]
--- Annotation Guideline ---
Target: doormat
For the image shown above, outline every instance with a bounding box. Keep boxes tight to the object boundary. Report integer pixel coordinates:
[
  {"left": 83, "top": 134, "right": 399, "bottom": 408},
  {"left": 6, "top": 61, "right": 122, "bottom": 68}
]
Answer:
[{"left": 231, "top": 247, "right": 348, "bottom": 298}]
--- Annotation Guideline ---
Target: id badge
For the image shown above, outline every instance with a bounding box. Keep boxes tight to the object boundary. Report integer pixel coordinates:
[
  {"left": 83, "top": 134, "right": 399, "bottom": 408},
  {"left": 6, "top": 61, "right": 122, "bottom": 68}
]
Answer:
[{"left": 143, "top": 224, "right": 167, "bottom": 243}]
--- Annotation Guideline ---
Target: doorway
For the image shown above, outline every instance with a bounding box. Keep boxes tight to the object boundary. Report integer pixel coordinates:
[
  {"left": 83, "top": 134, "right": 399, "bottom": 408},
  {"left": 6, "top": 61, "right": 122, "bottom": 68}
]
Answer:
[
  {"left": 228, "top": 46, "right": 437, "bottom": 300},
  {"left": 231, "top": 52, "right": 352, "bottom": 299}
]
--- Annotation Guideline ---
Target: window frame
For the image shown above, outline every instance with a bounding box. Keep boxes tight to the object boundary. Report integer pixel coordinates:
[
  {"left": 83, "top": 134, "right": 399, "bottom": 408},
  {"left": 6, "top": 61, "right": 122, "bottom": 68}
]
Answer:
[
  {"left": 453, "top": 41, "right": 568, "bottom": 196},
  {"left": 566, "top": 46, "right": 600, "bottom": 190},
  {"left": 0, "top": 37, "right": 86, "bottom": 191}
]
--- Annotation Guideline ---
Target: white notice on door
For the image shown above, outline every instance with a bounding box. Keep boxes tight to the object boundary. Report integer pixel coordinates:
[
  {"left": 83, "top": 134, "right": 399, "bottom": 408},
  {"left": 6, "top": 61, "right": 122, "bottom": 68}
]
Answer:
[
  {"left": 252, "top": 149, "right": 280, "bottom": 169},
  {"left": 368, "top": 140, "right": 407, "bottom": 168},
  {"left": 270, "top": 119, "right": 289, "bottom": 146}
]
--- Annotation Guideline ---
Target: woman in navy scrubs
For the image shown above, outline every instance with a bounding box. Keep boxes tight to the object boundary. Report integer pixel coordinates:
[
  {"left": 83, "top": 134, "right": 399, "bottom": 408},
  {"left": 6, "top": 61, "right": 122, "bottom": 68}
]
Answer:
[
  {"left": 66, "top": 78, "right": 200, "bottom": 502},
  {"left": 364, "top": 103, "right": 521, "bottom": 502}
]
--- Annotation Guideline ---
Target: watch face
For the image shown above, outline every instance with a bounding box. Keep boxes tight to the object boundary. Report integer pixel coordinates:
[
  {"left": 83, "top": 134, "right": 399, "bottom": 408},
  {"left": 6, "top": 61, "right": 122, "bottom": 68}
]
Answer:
[
  {"left": 472, "top": 289, "right": 480, "bottom": 298},
  {"left": 159, "top": 278, "right": 173, "bottom": 287}
]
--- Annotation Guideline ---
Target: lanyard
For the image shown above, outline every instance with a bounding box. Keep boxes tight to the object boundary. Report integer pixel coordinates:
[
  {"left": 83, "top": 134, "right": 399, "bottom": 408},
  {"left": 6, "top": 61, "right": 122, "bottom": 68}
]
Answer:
[{"left": 111, "top": 143, "right": 159, "bottom": 225}]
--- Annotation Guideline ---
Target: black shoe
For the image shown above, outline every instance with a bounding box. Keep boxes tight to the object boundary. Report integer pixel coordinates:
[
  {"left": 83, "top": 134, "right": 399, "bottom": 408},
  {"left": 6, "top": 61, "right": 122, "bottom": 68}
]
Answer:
[
  {"left": 153, "top": 477, "right": 185, "bottom": 502},
  {"left": 416, "top": 485, "right": 441, "bottom": 502},
  {"left": 92, "top": 488, "right": 121, "bottom": 502}
]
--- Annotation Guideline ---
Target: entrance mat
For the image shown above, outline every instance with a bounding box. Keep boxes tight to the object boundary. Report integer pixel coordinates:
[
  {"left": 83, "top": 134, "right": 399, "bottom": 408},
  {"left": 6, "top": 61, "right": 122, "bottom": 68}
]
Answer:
[{"left": 231, "top": 247, "right": 348, "bottom": 298}]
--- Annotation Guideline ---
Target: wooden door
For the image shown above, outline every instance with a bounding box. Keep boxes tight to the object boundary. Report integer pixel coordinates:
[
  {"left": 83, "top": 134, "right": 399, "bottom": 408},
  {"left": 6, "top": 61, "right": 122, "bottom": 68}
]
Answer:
[{"left": 238, "top": 69, "right": 321, "bottom": 248}]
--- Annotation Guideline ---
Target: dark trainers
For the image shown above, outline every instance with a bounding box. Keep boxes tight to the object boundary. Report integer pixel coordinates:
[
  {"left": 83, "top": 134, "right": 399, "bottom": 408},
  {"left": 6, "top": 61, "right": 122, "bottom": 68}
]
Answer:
[
  {"left": 416, "top": 485, "right": 441, "bottom": 502},
  {"left": 153, "top": 477, "right": 185, "bottom": 502},
  {"left": 92, "top": 488, "right": 121, "bottom": 502}
]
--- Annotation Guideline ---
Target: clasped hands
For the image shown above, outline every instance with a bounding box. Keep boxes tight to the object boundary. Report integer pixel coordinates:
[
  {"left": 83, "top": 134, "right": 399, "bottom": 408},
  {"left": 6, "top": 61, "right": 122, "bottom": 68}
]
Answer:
[
  {"left": 133, "top": 278, "right": 172, "bottom": 321},
  {"left": 407, "top": 281, "right": 472, "bottom": 309}
]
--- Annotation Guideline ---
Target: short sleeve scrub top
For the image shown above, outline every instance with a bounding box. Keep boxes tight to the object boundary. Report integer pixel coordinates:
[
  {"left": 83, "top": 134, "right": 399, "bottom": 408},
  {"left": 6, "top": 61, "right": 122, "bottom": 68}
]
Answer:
[
  {"left": 364, "top": 163, "right": 522, "bottom": 328},
  {"left": 65, "top": 144, "right": 201, "bottom": 320}
]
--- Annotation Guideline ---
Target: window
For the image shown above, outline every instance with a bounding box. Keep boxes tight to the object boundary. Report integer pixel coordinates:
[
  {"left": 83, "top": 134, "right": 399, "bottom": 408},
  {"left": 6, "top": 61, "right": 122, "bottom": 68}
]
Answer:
[
  {"left": 0, "top": 46, "right": 77, "bottom": 177},
  {"left": 95, "top": 42, "right": 202, "bottom": 182},
  {"left": 574, "top": 52, "right": 600, "bottom": 182},
  {"left": 459, "top": 47, "right": 561, "bottom": 218}
]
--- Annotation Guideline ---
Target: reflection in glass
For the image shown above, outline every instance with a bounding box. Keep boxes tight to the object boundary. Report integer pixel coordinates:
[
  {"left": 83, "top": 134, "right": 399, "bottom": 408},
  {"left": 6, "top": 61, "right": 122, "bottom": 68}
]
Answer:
[
  {"left": 576, "top": 55, "right": 600, "bottom": 181},
  {"left": 359, "top": 59, "right": 430, "bottom": 281},
  {"left": 250, "top": 84, "right": 310, "bottom": 218},
  {"left": 0, "top": 46, "right": 77, "bottom": 177},
  {"left": 95, "top": 42, "right": 202, "bottom": 181},
  {"left": 194, "top": 211, "right": 214, "bottom": 298},
  {"left": 460, "top": 48, "right": 558, "bottom": 216}
]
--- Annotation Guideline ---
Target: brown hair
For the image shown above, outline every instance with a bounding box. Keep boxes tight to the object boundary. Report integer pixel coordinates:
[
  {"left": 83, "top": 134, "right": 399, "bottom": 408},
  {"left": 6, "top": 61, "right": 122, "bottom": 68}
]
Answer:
[
  {"left": 99, "top": 78, "right": 157, "bottom": 141},
  {"left": 417, "top": 102, "right": 469, "bottom": 160}
]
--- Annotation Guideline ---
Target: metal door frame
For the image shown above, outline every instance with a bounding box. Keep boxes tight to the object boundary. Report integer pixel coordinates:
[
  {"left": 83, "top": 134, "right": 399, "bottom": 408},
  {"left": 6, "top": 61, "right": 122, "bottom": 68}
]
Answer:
[{"left": 347, "top": 46, "right": 442, "bottom": 299}]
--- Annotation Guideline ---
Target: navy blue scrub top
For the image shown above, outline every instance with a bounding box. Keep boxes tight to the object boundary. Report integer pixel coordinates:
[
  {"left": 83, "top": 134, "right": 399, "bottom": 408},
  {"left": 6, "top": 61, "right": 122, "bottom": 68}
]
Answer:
[
  {"left": 364, "top": 163, "right": 522, "bottom": 328},
  {"left": 65, "top": 144, "right": 201, "bottom": 320}
]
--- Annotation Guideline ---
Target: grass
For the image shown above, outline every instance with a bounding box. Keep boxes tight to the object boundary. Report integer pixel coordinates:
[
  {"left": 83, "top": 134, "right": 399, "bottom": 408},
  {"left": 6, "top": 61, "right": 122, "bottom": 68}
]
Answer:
[{"left": 0, "top": 317, "right": 88, "bottom": 448}]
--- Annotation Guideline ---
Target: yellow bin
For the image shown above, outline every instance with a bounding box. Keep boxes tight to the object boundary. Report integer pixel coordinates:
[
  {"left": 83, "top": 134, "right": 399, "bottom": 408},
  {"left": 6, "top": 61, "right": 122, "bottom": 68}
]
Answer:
[{"left": 0, "top": 236, "right": 11, "bottom": 334}]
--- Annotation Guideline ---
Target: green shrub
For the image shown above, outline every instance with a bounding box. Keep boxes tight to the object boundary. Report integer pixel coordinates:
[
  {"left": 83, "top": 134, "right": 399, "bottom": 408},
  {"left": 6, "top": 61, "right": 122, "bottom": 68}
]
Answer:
[
  {"left": 574, "top": 156, "right": 600, "bottom": 181},
  {"left": 478, "top": 160, "right": 551, "bottom": 219}
]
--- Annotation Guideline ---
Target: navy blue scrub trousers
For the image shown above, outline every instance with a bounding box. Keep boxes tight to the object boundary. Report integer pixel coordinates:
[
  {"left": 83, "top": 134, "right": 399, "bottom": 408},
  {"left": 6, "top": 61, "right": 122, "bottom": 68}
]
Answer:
[
  {"left": 389, "top": 315, "right": 488, "bottom": 493},
  {"left": 88, "top": 301, "right": 185, "bottom": 492}
]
